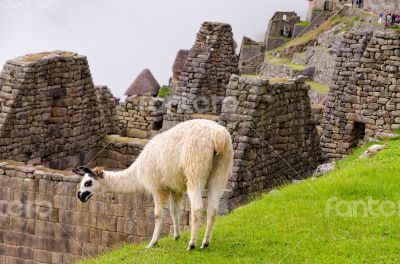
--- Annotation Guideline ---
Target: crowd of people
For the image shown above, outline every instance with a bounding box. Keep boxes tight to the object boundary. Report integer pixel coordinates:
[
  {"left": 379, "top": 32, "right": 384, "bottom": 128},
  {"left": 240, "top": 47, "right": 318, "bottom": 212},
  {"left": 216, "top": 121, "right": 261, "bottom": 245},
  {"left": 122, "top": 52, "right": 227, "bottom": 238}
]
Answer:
[{"left": 378, "top": 12, "right": 400, "bottom": 27}]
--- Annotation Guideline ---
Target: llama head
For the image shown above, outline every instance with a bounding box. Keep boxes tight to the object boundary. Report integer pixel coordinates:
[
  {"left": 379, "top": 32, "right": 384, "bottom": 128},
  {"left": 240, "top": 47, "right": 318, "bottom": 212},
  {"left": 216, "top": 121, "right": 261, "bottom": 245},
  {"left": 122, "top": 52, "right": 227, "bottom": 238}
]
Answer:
[{"left": 73, "top": 166, "right": 104, "bottom": 203}]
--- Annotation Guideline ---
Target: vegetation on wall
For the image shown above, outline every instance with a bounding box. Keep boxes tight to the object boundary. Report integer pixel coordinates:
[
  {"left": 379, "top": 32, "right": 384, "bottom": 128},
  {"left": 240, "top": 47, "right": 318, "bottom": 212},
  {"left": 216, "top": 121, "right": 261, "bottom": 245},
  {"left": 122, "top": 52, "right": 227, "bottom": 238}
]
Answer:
[{"left": 157, "top": 85, "right": 170, "bottom": 97}]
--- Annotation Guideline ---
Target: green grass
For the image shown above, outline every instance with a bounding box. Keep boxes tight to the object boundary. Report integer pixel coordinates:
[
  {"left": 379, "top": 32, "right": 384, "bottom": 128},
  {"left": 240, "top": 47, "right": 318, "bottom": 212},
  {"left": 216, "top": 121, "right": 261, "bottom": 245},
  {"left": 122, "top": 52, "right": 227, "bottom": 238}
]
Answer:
[
  {"left": 295, "top": 21, "right": 311, "bottom": 27},
  {"left": 306, "top": 80, "right": 330, "bottom": 94},
  {"left": 312, "top": 9, "right": 324, "bottom": 14},
  {"left": 265, "top": 54, "right": 307, "bottom": 71},
  {"left": 267, "top": 36, "right": 290, "bottom": 40},
  {"left": 386, "top": 26, "right": 400, "bottom": 31},
  {"left": 157, "top": 85, "right": 170, "bottom": 97},
  {"left": 240, "top": 75, "right": 290, "bottom": 84},
  {"left": 80, "top": 135, "right": 400, "bottom": 263},
  {"left": 272, "top": 15, "right": 352, "bottom": 53}
]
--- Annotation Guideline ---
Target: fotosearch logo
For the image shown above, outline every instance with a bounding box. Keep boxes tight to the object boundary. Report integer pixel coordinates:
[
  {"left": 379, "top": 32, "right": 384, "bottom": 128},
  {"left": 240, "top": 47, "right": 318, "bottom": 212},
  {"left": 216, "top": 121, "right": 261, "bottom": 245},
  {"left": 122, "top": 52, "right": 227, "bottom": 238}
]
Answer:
[
  {"left": 0, "top": 200, "right": 53, "bottom": 218},
  {"left": 326, "top": 197, "right": 400, "bottom": 217},
  {"left": 0, "top": 0, "right": 53, "bottom": 9}
]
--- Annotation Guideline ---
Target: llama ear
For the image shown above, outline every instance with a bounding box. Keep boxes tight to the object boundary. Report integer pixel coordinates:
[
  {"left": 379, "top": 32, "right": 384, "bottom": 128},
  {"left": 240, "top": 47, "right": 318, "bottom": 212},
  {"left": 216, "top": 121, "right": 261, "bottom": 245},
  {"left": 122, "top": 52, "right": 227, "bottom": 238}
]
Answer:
[
  {"left": 73, "top": 166, "right": 94, "bottom": 177},
  {"left": 92, "top": 167, "right": 105, "bottom": 179}
]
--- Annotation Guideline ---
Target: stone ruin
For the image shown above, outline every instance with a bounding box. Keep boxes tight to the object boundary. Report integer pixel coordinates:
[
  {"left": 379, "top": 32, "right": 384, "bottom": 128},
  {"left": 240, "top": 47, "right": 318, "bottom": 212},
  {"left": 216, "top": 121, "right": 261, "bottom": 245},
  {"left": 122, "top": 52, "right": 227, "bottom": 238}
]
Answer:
[
  {"left": 220, "top": 76, "right": 321, "bottom": 207},
  {"left": 116, "top": 96, "right": 165, "bottom": 139},
  {"left": 0, "top": 51, "right": 115, "bottom": 170},
  {"left": 164, "top": 21, "right": 239, "bottom": 128},
  {"left": 117, "top": 69, "right": 165, "bottom": 139},
  {"left": 265, "top": 12, "right": 300, "bottom": 50},
  {"left": 306, "top": 0, "right": 348, "bottom": 21},
  {"left": 238, "top": 36, "right": 266, "bottom": 75},
  {"left": 362, "top": 0, "right": 400, "bottom": 13},
  {"left": 170, "top": 49, "right": 190, "bottom": 95},
  {"left": 321, "top": 30, "right": 400, "bottom": 160},
  {"left": 0, "top": 21, "right": 327, "bottom": 263}
]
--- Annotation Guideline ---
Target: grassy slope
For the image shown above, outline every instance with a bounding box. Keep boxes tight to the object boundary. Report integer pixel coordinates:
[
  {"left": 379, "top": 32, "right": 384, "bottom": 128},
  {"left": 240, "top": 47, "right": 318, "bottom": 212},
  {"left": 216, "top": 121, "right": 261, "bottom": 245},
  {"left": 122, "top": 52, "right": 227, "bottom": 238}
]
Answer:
[
  {"left": 265, "top": 54, "right": 307, "bottom": 71},
  {"left": 272, "top": 15, "right": 351, "bottom": 53},
  {"left": 80, "top": 136, "right": 400, "bottom": 264},
  {"left": 306, "top": 80, "right": 329, "bottom": 94}
]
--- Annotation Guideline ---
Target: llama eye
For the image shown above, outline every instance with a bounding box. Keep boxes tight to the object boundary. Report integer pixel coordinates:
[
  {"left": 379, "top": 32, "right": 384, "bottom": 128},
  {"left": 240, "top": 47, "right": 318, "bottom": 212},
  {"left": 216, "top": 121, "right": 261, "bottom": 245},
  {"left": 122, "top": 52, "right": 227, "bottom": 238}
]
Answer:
[{"left": 84, "top": 180, "right": 92, "bottom": 187}]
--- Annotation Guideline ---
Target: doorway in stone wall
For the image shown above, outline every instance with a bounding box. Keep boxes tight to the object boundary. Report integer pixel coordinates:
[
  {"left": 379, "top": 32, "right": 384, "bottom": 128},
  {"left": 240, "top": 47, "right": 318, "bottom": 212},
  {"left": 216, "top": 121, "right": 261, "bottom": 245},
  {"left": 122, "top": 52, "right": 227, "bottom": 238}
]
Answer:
[{"left": 353, "top": 122, "right": 366, "bottom": 146}]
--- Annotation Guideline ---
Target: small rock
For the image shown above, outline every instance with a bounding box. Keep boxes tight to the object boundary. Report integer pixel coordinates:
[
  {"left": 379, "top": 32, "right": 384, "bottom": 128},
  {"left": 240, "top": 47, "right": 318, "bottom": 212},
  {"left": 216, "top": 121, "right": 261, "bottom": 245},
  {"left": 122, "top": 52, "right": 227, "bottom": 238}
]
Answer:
[
  {"left": 314, "top": 162, "right": 335, "bottom": 176},
  {"left": 359, "top": 144, "right": 387, "bottom": 159},
  {"left": 375, "top": 132, "right": 398, "bottom": 139},
  {"left": 292, "top": 179, "right": 303, "bottom": 184}
]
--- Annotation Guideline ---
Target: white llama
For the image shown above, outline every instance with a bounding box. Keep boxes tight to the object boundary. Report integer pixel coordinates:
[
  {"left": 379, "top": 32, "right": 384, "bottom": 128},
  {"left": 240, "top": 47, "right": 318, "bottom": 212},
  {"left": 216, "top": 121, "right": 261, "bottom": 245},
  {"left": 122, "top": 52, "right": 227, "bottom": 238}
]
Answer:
[{"left": 74, "top": 119, "right": 233, "bottom": 250}]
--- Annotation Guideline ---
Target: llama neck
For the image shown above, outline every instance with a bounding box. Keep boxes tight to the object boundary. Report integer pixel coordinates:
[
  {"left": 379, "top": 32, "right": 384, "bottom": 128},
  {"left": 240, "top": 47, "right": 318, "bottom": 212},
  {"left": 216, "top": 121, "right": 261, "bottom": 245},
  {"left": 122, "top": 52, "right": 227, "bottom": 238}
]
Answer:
[{"left": 101, "top": 164, "right": 145, "bottom": 194}]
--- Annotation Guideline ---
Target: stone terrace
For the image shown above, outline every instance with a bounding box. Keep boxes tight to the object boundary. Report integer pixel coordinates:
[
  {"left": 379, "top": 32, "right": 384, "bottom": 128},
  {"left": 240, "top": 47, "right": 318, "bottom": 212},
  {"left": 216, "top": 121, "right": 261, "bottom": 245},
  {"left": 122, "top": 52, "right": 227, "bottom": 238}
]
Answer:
[
  {"left": 321, "top": 30, "right": 400, "bottom": 160},
  {"left": 0, "top": 51, "right": 111, "bottom": 170}
]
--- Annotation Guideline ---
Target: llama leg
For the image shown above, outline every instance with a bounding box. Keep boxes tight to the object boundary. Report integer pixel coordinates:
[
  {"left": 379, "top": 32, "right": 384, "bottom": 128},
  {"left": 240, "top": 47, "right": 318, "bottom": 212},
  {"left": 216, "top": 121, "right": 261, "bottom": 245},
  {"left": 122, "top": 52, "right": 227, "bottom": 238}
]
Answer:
[
  {"left": 147, "top": 192, "right": 168, "bottom": 248},
  {"left": 169, "top": 192, "right": 182, "bottom": 240},
  {"left": 187, "top": 188, "right": 203, "bottom": 251},
  {"left": 201, "top": 156, "right": 230, "bottom": 249},
  {"left": 201, "top": 182, "right": 224, "bottom": 248}
]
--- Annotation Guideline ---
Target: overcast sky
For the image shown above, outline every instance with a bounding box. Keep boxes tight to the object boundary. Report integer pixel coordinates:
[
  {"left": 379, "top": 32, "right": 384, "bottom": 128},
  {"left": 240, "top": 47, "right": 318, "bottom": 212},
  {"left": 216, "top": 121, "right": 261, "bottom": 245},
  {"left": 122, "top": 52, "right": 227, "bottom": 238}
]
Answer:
[{"left": 0, "top": 0, "right": 307, "bottom": 98}]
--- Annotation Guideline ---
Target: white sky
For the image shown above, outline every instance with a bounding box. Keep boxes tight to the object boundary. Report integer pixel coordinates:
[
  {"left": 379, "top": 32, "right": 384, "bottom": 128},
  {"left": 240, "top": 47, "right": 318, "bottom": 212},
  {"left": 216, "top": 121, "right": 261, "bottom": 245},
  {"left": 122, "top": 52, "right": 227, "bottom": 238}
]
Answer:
[{"left": 0, "top": 0, "right": 307, "bottom": 98}]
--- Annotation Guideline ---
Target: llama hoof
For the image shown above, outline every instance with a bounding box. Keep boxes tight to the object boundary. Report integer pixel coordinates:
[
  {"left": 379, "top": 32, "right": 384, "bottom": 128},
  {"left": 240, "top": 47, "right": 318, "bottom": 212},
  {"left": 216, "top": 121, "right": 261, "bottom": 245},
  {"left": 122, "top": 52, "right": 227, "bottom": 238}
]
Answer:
[
  {"left": 187, "top": 244, "right": 195, "bottom": 251},
  {"left": 146, "top": 242, "right": 157, "bottom": 248},
  {"left": 200, "top": 243, "right": 209, "bottom": 249},
  {"left": 174, "top": 235, "right": 180, "bottom": 241}
]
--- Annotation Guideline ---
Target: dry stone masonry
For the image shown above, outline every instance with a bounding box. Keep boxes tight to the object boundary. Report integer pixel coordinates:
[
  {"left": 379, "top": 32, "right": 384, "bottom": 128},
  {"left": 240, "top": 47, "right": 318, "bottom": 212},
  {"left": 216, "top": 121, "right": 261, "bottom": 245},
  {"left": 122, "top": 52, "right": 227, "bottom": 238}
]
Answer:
[
  {"left": 238, "top": 37, "right": 266, "bottom": 75},
  {"left": 166, "top": 22, "right": 238, "bottom": 126},
  {"left": 95, "top": 85, "right": 119, "bottom": 135},
  {"left": 0, "top": 51, "right": 111, "bottom": 170},
  {"left": 321, "top": 30, "right": 400, "bottom": 160},
  {"left": 0, "top": 159, "right": 193, "bottom": 264},
  {"left": 116, "top": 96, "right": 166, "bottom": 139},
  {"left": 219, "top": 75, "right": 321, "bottom": 207},
  {"left": 265, "top": 12, "right": 300, "bottom": 50}
]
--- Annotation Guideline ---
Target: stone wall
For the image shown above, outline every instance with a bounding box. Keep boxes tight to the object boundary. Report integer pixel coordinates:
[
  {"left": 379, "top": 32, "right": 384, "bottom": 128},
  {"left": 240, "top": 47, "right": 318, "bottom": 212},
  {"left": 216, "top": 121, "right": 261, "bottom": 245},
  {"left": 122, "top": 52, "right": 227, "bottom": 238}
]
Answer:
[
  {"left": 219, "top": 75, "right": 321, "bottom": 207},
  {"left": 321, "top": 30, "right": 400, "bottom": 160},
  {"left": 238, "top": 37, "right": 266, "bottom": 75},
  {"left": 293, "top": 23, "right": 311, "bottom": 38},
  {"left": 0, "top": 160, "right": 194, "bottom": 264},
  {"left": 95, "top": 85, "right": 118, "bottom": 135},
  {"left": 94, "top": 137, "right": 147, "bottom": 169},
  {"left": 363, "top": 0, "right": 400, "bottom": 13},
  {"left": 260, "top": 62, "right": 315, "bottom": 80},
  {"left": 265, "top": 37, "right": 291, "bottom": 51},
  {"left": 116, "top": 96, "right": 166, "bottom": 139},
  {"left": 265, "top": 12, "right": 300, "bottom": 49},
  {"left": 310, "top": 11, "right": 333, "bottom": 30},
  {"left": 166, "top": 22, "right": 238, "bottom": 121},
  {"left": 0, "top": 51, "right": 111, "bottom": 169}
]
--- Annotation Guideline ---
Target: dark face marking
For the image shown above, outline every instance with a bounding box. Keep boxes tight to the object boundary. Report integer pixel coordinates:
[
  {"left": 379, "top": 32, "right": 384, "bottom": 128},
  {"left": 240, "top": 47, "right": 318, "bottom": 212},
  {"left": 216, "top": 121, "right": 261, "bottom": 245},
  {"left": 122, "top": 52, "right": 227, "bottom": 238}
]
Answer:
[
  {"left": 77, "top": 191, "right": 92, "bottom": 203},
  {"left": 84, "top": 180, "right": 92, "bottom": 187}
]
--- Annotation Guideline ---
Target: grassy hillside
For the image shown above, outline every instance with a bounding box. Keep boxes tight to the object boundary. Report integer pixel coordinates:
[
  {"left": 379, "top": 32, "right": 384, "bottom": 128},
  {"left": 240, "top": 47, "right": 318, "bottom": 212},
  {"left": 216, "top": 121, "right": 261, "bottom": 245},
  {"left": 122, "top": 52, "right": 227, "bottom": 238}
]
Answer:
[{"left": 80, "top": 136, "right": 400, "bottom": 264}]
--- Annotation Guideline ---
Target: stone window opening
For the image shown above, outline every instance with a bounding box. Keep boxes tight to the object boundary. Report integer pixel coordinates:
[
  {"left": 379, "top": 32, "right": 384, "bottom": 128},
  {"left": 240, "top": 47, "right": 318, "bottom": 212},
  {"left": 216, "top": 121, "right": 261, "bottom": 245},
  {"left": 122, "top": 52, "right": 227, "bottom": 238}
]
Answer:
[
  {"left": 353, "top": 122, "right": 366, "bottom": 146},
  {"left": 282, "top": 14, "right": 287, "bottom": 21}
]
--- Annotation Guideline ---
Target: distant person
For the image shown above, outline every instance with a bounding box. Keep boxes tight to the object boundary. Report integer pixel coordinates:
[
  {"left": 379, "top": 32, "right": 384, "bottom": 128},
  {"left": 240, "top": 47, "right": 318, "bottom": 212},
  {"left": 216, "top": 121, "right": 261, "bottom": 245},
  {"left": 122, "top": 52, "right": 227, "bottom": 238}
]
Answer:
[
  {"left": 386, "top": 13, "right": 392, "bottom": 26},
  {"left": 378, "top": 12, "right": 384, "bottom": 24},
  {"left": 283, "top": 26, "right": 289, "bottom": 38}
]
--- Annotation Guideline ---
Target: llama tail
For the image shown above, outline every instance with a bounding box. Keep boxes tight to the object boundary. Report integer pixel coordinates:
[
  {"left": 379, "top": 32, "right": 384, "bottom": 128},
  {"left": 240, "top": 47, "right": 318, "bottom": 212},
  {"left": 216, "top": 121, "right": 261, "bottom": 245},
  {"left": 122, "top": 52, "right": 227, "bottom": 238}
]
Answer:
[
  {"left": 211, "top": 126, "right": 233, "bottom": 159},
  {"left": 207, "top": 125, "right": 233, "bottom": 201}
]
